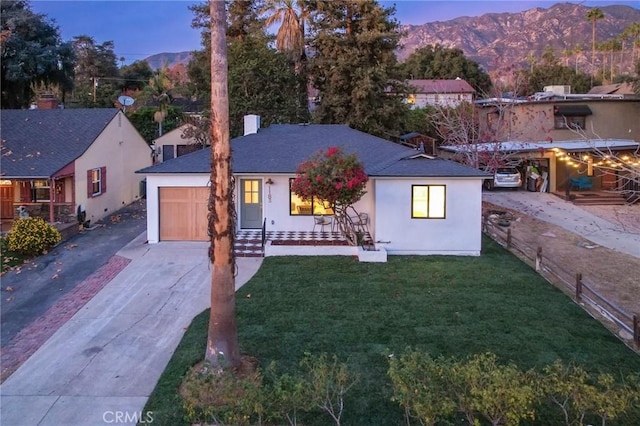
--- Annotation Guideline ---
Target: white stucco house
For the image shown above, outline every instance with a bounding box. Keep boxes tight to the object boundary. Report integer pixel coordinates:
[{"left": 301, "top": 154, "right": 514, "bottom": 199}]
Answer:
[{"left": 137, "top": 116, "right": 490, "bottom": 256}]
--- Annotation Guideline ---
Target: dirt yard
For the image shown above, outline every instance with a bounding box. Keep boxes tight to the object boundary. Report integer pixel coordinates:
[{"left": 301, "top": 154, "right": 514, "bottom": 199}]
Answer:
[{"left": 482, "top": 201, "right": 640, "bottom": 342}]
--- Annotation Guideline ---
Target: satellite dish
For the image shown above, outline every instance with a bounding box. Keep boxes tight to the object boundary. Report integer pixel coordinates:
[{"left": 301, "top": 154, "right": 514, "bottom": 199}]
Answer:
[{"left": 118, "top": 95, "right": 135, "bottom": 106}]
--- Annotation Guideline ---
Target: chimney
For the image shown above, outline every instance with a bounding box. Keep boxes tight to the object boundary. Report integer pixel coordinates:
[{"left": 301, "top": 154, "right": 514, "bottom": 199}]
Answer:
[
  {"left": 244, "top": 114, "right": 260, "bottom": 136},
  {"left": 37, "top": 94, "right": 59, "bottom": 109}
]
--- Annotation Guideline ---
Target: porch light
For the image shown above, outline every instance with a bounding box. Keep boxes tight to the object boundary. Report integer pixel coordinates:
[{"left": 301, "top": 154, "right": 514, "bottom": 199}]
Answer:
[{"left": 265, "top": 178, "right": 273, "bottom": 202}]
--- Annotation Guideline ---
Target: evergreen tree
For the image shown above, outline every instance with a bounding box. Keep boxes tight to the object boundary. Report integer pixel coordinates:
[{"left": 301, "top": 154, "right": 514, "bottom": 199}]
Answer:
[
  {"left": 514, "top": 64, "right": 596, "bottom": 96},
  {"left": 308, "top": 0, "right": 408, "bottom": 138},
  {"left": 120, "top": 60, "right": 153, "bottom": 91},
  {"left": 70, "top": 35, "right": 120, "bottom": 107},
  {"left": 400, "top": 44, "right": 492, "bottom": 94},
  {"left": 1, "top": 0, "right": 75, "bottom": 108}
]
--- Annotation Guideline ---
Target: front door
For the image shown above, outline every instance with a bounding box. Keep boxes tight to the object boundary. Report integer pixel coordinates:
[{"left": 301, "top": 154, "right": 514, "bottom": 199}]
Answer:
[
  {"left": 240, "top": 179, "right": 262, "bottom": 229},
  {"left": 0, "top": 184, "right": 14, "bottom": 219}
]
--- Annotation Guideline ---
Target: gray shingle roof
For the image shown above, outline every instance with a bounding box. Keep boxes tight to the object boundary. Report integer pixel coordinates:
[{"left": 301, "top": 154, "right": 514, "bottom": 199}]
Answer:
[
  {"left": 138, "top": 124, "right": 487, "bottom": 178},
  {"left": 1, "top": 108, "right": 119, "bottom": 178}
]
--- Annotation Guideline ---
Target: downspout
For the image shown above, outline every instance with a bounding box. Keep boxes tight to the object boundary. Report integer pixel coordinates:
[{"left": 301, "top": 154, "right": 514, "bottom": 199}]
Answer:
[{"left": 49, "top": 177, "right": 55, "bottom": 223}]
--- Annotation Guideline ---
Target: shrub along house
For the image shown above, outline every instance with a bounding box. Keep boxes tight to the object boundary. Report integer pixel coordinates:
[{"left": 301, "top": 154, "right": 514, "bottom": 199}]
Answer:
[
  {"left": 0, "top": 107, "right": 151, "bottom": 225},
  {"left": 137, "top": 116, "right": 490, "bottom": 256}
]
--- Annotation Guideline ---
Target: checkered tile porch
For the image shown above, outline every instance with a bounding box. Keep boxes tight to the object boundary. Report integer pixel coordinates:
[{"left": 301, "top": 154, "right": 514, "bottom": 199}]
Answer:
[{"left": 235, "top": 230, "right": 362, "bottom": 257}]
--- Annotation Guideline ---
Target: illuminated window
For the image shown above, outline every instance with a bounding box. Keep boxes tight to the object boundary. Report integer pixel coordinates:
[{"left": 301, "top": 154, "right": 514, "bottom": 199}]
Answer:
[
  {"left": 33, "top": 180, "right": 50, "bottom": 202},
  {"left": 244, "top": 180, "right": 259, "bottom": 204},
  {"left": 289, "top": 179, "right": 333, "bottom": 216},
  {"left": 91, "top": 168, "right": 102, "bottom": 196},
  {"left": 412, "top": 185, "right": 445, "bottom": 219}
]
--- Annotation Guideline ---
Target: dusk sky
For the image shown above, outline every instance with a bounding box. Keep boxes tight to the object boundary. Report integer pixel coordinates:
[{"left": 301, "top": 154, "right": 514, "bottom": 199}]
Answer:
[{"left": 30, "top": 0, "right": 640, "bottom": 64}]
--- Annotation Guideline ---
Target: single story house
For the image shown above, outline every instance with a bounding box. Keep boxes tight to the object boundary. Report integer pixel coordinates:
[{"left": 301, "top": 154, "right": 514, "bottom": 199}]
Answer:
[
  {"left": 137, "top": 116, "right": 490, "bottom": 256},
  {"left": 0, "top": 108, "right": 151, "bottom": 224},
  {"left": 152, "top": 123, "right": 207, "bottom": 163}
]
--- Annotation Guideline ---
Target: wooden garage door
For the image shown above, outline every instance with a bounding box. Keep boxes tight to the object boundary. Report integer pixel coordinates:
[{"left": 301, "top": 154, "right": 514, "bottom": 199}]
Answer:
[{"left": 159, "top": 187, "right": 209, "bottom": 241}]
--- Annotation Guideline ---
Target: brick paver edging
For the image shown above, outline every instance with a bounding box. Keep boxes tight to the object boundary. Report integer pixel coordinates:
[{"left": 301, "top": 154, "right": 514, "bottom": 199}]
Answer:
[{"left": 0, "top": 255, "right": 131, "bottom": 383}]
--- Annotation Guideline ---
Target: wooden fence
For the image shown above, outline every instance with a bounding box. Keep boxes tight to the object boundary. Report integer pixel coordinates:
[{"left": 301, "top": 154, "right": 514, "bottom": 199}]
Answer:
[{"left": 482, "top": 215, "right": 640, "bottom": 348}]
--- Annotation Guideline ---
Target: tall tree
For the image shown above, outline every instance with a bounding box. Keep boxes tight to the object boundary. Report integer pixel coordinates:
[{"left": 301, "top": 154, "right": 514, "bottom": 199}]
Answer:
[
  {"left": 119, "top": 60, "right": 153, "bottom": 91},
  {"left": 206, "top": 0, "right": 240, "bottom": 369},
  {"left": 144, "top": 65, "right": 174, "bottom": 137},
  {"left": 262, "top": 0, "right": 310, "bottom": 118},
  {"left": 623, "top": 22, "right": 640, "bottom": 66},
  {"left": 71, "top": 35, "right": 119, "bottom": 106},
  {"left": 400, "top": 44, "right": 493, "bottom": 94},
  {"left": 514, "top": 63, "right": 595, "bottom": 96},
  {"left": 188, "top": 0, "right": 305, "bottom": 136},
  {"left": 586, "top": 8, "right": 605, "bottom": 71},
  {"left": 308, "top": 0, "right": 409, "bottom": 138},
  {"left": 1, "top": 0, "right": 75, "bottom": 108}
]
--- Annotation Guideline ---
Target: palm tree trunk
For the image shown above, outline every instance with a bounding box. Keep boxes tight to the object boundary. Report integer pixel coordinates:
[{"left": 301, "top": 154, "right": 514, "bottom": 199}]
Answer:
[{"left": 206, "top": 0, "right": 240, "bottom": 369}]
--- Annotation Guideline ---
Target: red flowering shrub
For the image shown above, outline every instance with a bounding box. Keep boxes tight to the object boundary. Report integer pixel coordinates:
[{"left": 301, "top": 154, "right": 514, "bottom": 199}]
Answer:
[{"left": 291, "top": 147, "right": 368, "bottom": 208}]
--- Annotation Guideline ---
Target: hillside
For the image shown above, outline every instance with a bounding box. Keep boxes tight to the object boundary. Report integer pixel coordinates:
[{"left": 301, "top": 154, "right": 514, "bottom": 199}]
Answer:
[
  {"left": 398, "top": 2, "right": 640, "bottom": 74},
  {"left": 144, "top": 51, "right": 193, "bottom": 70},
  {"left": 146, "top": 3, "right": 639, "bottom": 76}
]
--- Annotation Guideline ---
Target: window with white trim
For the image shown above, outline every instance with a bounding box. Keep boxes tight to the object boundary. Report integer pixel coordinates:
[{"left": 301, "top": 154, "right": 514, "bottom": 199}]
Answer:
[
  {"left": 412, "top": 185, "right": 446, "bottom": 219},
  {"left": 91, "top": 168, "right": 102, "bottom": 196}
]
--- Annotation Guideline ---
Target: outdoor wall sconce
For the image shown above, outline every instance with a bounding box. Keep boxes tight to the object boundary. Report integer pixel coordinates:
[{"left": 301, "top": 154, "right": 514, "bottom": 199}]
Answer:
[{"left": 265, "top": 178, "right": 273, "bottom": 202}]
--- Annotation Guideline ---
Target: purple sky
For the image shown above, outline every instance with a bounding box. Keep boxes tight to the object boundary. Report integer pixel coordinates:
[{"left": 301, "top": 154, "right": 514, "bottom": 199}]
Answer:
[{"left": 30, "top": 0, "right": 640, "bottom": 64}]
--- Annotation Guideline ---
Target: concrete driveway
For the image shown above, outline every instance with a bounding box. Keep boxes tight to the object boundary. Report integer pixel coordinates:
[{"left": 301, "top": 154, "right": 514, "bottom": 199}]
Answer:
[
  {"left": 483, "top": 191, "right": 640, "bottom": 258},
  {"left": 0, "top": 234, "right": 262, "bottom": 426}
]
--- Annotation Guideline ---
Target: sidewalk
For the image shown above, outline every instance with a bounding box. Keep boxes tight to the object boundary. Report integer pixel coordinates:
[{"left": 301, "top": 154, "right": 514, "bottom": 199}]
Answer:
[
  {"left": 0, "top": 234, "right": 263, "bottom": 426},
  {"left": 483, "top": 191, "right": 640, "bottom": 258}
]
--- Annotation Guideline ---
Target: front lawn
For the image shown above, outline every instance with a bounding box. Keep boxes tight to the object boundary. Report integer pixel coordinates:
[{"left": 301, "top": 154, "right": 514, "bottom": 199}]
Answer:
[
  {"left": 144, "top": 237, "right": 640, "bottom": 425},
  {"left": 0, "top": 235, "right": 29, "bottom": 274}
]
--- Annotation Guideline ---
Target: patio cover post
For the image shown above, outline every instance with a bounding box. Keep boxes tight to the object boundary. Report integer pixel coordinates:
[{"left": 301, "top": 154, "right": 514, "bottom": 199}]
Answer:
[{"left": 49, "top": 178, "right": 55, "bottom": 223}]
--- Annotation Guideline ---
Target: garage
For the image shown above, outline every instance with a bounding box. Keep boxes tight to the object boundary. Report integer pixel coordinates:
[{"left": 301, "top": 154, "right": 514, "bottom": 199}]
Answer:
[{"left": 159, "top": 187, "right": 209, "bottom": 241}]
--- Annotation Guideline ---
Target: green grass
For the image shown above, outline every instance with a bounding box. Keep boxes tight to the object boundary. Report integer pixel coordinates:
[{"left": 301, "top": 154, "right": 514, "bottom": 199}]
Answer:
[
  {"left": 143, "top": 236, "right": 640, "bottom": 425},
  {"left": 0, "top": 235, "right": 30, "bottom": 274}
]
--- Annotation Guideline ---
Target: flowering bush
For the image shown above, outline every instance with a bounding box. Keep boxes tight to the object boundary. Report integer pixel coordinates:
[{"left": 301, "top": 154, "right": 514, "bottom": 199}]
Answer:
[
  {"left": 8, "top": 217, "right": 61, "bottom": 256},
  {"left": 291, "top": 147, "right": 368, "bottom": 208}
]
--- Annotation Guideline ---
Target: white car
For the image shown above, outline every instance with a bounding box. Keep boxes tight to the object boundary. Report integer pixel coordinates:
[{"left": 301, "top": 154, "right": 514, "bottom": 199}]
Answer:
[{"left": 484, "top": 167, "right": 522, "bottom": 190}]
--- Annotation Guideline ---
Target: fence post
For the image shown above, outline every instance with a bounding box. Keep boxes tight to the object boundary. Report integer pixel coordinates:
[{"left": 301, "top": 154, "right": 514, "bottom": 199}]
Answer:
[
  {"left": 535, "top": 247, "right": 542, "bottom": 272},
  {"left": 575, "top": 273, "right": 582, "bottom": 301},
  {"left": 634, "top": 315, "right": 640, "bottom": 348},
  {"left": 482, "top": 215, "right": 487, "bottom": 233},
  {"left": 506, "top": 228, "right": 512, "bottom": 249}
]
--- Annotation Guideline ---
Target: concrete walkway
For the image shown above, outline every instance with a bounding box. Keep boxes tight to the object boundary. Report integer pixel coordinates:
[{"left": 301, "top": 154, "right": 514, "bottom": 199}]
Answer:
[
  {"left": 0, "top": 233, "right": 263, "bottom": 426},
  {"left": 483, "top": 191, "right": 640, "bottom": 258}
]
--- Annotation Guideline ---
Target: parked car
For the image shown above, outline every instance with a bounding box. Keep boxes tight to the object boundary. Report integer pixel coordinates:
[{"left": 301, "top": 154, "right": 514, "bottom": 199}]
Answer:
[{"left": 484, "top": 167, "right": 522, "bottom": 190}]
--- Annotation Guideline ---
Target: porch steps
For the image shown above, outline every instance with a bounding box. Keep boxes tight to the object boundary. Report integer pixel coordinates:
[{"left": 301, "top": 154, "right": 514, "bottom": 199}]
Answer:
[{"left": 570, "top": 193, "right": 627, "bottom": 206}]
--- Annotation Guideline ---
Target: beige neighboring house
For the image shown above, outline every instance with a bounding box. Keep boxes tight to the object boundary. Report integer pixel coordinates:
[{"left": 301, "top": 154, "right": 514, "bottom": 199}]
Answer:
[
  {"left": 406, "top": 78, "right": 476, "bottom": 109},
  {"left": 477, "top": 95, "right": 640, "bottom": 143},
  {"left": 444, "top": 90, "right": 640, "bottom": 195},
  {"left": 152, "top": 124, "right": 207, "bottom": 163},
  {"left": 1, "top": 107, "right": 151, "bottom": 225}
]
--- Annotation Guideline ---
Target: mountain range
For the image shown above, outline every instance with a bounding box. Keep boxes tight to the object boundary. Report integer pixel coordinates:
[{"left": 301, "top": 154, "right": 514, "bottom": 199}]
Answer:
[
  {"left": 397, "top": 2, "right": 640, "bottom": 74},
  {"left": 144, "top": 2, "right": 640, "bottom": 75}
]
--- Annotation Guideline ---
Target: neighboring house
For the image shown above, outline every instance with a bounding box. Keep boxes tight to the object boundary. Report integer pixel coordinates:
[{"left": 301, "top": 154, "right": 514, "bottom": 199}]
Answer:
[
  {"left": 477, "top": 95, "right": 640, "bottom": 143},
  {"left": 152, "top": 124, "right": 207, "bottom": 163},
  {"left": 0, "top": 108, "right": 151, "bottom": 224},
  {"left": 137, "top": 116, "right": 490, "bottom": 256},
  {"left": 587, "top": 82, "right": 637, "bottom": 96},
  {"left": 439, "top": 139, "right": 639, "bottom": 194},
  {"left": 469, "top": 88, "right": 640, "bottom": 194},
  {"left": 406, "top": 78, "right": 476, "bottom": 109}
]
